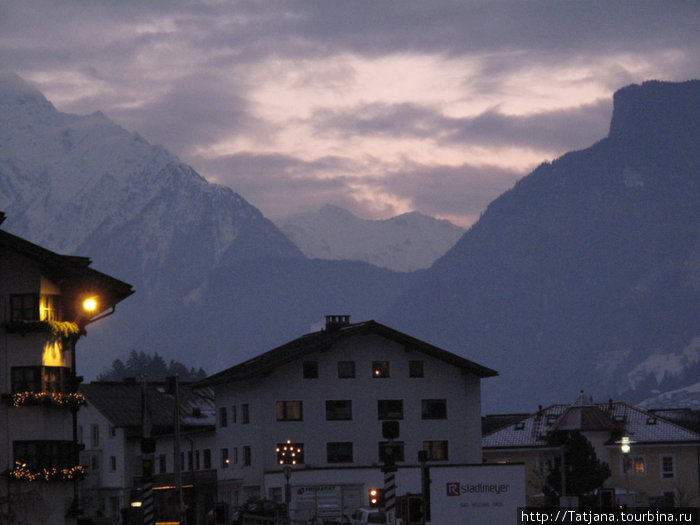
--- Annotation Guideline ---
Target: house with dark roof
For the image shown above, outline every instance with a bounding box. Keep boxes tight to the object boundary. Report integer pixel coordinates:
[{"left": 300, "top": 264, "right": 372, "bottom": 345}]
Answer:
[
  {"left": 0, "top": 213, "right": 133, "bottom": 525},
  {"left": 199, "top": 314, "right": 497, "bottom": 520},
  {"left": 482, "top": 393, "right": 700, "bottom": 508},
  {"left": 77, "top": 380, "right": 216, "bottom": 524}
]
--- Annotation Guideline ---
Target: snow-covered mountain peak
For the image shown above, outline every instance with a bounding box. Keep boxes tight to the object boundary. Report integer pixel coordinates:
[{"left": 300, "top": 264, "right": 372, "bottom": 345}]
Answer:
[{"left": 276, "top": 205, "right": 465, "bottom": 272}]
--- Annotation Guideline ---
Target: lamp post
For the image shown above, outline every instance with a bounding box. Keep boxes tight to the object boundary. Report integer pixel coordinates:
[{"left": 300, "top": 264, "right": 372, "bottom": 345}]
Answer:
[
  {"left": 617, "top": 436, "right": 635, "bottom": 507},
  {"left": 276, "top": 440, "right": 303, "bottom": 523}
]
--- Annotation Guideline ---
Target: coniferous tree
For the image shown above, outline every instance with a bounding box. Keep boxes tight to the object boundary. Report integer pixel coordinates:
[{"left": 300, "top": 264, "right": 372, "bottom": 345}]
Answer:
[{"left": 97, "top": 350, "right": 207, "bottom": 382}]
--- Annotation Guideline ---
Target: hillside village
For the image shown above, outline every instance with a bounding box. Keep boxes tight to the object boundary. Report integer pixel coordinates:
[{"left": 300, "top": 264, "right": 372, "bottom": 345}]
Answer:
[{"left": 1, "top": 213, "right": 698, "bottom": 525}]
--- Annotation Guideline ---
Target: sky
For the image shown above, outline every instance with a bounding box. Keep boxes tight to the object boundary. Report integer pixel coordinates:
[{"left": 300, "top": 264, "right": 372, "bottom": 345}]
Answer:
[{"left": 1, "top": 1, "right": 698, "bottom": 228}]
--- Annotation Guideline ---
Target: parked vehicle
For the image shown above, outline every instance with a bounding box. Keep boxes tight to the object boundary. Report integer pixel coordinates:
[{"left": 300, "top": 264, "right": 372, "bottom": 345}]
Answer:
[{"left": 349, "top": 508, "right": 387, "bottom": 524}]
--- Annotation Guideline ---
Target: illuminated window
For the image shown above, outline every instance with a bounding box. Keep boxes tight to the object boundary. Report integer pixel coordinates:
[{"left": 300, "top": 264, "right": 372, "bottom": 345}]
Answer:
[
  {"left": 622, "top": 456, "right": 646, "bottom": 474},
  {"left": 338, "top": 361, "right": 356, "bottom": 378},
  {"left": 327, "top": 442, "right": 353, "bottom": 463},
  {"left": 276, "top": 401, "right": 303, "bottom": 421},
  {"left": 421, "top": 399, "right": 447, "bottom": 419},
  {"left": 372, "top": 361, "right": 390, "bottom": 378},
  {"left": 378, "top": 399, "right": 403, "bottom": 420},
  {"left": 11, "top": 366, "right": 70, "bottom": 394},
  {"left": 10, "top": 294, "right": 60, "bottom": 321},
  {"left": 326, "top": 400, "right": 352, "bottom": 420},
  {"left": 422, "top": 440, "right": 448, "bottom": 460}
]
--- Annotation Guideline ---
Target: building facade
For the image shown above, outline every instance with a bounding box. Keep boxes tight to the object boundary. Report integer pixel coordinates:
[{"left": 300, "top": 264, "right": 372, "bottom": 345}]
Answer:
[
  {"left": 200, "top": 315, "right": 497, "bottom": 520},
  {"left": 482, "top": 394, "right": 700, "bottom": 508},
  {"left": 0, "top": 213, "right": 132, "bottom": 525}
]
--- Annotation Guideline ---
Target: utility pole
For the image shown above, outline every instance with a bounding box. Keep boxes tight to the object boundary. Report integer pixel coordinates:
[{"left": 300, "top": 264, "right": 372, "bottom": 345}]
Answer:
[
  {"left": 141, "top": 377, "right": 155, "bottom": 525},
  {"left": 167, "top": 375, "right": 185, "bottom": 525}
]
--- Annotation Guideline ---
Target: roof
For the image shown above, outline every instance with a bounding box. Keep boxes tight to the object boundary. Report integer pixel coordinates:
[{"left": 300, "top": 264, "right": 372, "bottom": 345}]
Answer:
[
  {"left": 80, "top": 381, "right": 215, "bottom": 433},
  {"left": 483, "top": 401, "right": 700, "bottom": 449},
  {"left": 0, "top": 225, "right": 134, "bottom": 313},
  {"left": 199, "top": 319, "right": 498, "bottom": 386}
]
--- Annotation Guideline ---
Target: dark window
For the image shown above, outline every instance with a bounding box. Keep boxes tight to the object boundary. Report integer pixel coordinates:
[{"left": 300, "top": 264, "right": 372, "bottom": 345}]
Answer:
[
  {"left": 13, "top": 440, "right": 77, "bottom": 471},
  {"left": 327, "top": 442, "right": 353, "bottom": 463},
  {"left": 232, "top": 405, "right": 237, "bottom": 423},
  {"left": 379, "top": 441, "right": 405, "bottom": 463},
  {"left": 338, "top": 361, "right": 356, "bottom": 378},
  {"left": 219, "top": 407, "right": 228, "bottom": 427},
  {"left": 303, "top": 361, "right": 319, "bottom": 378},
  {"left": 11, "top": 366, "right": 70, "bottom": 393},
  {"left": 221, "top": 448, "right": 229, "bottom": 469},
  {"left": 423, "top": 441, "right": 448, "bottom": 460},
  {"left": 326, "top": 400, "right": 352, "bottom": 420},
  {"left": 243, "top": 446, "right": 251, "bottom": 466},
  {"left": 276, "top": 401, "right": 303, "bottom": 421},
  {"left": 409, "top": 360, "right": 424, "bottom": 378},
  {"left": 372, "top": 361, "right": 390, "bottom": 378},
  {"left": 10, "top": 294, "right": 60, "bottom": 321},
  {"left": 158, "top": 454, "right": 166, "bottom": 473},
  {"left": 378, "top": 399, "right": 403, "bottom": 420},
  {"left": 203, "top": 449, "right": 211, "bottom": 469},
  {"left": 241, "top": 404, "right": 250, "bottom": 424},
  {"left": 422, "top": 399, "right": 447, "bottom": 419}
]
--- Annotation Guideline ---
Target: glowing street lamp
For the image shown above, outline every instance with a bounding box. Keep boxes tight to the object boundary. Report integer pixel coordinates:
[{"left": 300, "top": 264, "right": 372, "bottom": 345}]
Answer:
[{"left": 82, "top": 296, "right": 98, "bottom": 313}]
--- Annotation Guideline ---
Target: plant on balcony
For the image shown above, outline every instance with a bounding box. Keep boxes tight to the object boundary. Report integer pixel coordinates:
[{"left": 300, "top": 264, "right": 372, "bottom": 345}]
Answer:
[{"left": 2, "top": 320, "right": 80, "bottom": 337}]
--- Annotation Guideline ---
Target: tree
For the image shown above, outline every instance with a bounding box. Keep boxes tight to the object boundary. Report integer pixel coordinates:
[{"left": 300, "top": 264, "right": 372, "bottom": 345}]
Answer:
[
  {"left": 544, "top": 431, "right": 611, "bottom": 505},
  {"left": 97, "top": 350, "right": 207, "bottom": 382}
]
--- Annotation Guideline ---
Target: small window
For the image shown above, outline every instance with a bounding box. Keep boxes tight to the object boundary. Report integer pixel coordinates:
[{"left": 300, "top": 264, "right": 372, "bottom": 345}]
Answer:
[
  {"left": 158, "top": 454, "right": 167, "bottom": 473},
  {"left": 372, "top": 361, "right": 390, "bottom": 378},
  {"left": 303, "top": 361, "right": 319, "bottom": 379},
  {"left": 243, "top": 446, "right": 251, "bottom": 466},
  {"left": 219, "top": 407, "right": 228, "bottom": 427},
  {"left": 221, "top": 448, "right": 229, "bottom": 469},
  {"left": 409, "top": 360, "right": 424, "bottom": 378},
  {"left": 326, "top": 400, "right": 352, "bottom": 420},
  {"left": 110, "top": 455, "right": 117, "bottom": 471},
  {"left": 327, "top": 442, "right": 353, "bottom": 463},
  {"left": 10, "top": 294, "right": 39, "bottom": 321},
  {"left": 661, "top": 456, "right": 675, "bottom": 479},
  {"left": 276, "top": 401, "right": 303, "bottom": 421},
  {"left": 378, "top": 399, "right": 403, "bottom": 420},
  {"left": 338, "top": 361, "right": 356, "bottom": 378},
  {"left": 622, "top": 456, "right": 646, "bottom": 474},
  {"left": 241, "top": 404, "right": 250, "bottom": 424},
  {"left": 422, "top": 440, "right": 448, "bottom": 461},
  {"left": 195, "top": 450, "right": 200, "bottom": 470},
  {"left": 514, "top": 421, "right": 525, "bottom": 430},
  {"left": 203, "top": 449, "right": 211, "bottom": 469},
  {"left": 421, "top": 399, "right": 447, "bottom": 419},
  {"left": 232, "top": 405, "right": 237, "bottom": 423},
  {"left": 90, "top": 424, "right": 100, "bottom": 448}
]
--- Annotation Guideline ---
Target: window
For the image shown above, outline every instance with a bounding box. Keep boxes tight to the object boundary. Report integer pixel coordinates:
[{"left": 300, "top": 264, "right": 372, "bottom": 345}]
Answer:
[
  {"left": 422, "top": 441, "right": 448, "bottom": 460},
  {"left": 372, "top": 361, "right": 390, "bottom": 378},
  {"left": 195, "top": 450, "right": 200, "bottom": 470},
  {"left": 622, "top": 456, "right": 645, "bottom": 474},
  {"left": 422, "top": 399, "right": 447, "bottom": 419},
  {"left": 338, "top": 361, "right": 356, "bottom": 378},
  {"left": 327, "top": 442, "right": 354, "bottom": 463},
  {"left": 187, "top": 450, "right": 193, "bottom": 471},
  {"left": 232, "top": 405, "right": 237, "bottom": 423},
  {"left": 203, "top": 449, "right": 211, "bottom": 469},
  {"left": 243, "top": 446, "right": 251, "bottom": 466},
  {"left": 233, "top": 447, "right": 239, "bottom": 465},
  {"left": 158, "top": 454, "right": 167, "bottom": 474},
  {"left": 219, "top": 407, "right": 228, "bottom": 427},
  {"left": 409, "top": 360, "right": 424, "bottom": 378},
  {"left": 221, "top": 448, "right": 230, "bottom": 468},
  {"left": 13, "top": 440, "right": 77, "bottom": 471},
  {"left": 241, "top": 404, "right": 250, "bottom": 424},
  {"left": 378, "top": 399, "right": 403, "bottom": 420},
  {"left": 303, "top": 361, "right": 319, "bottom": 378},
  {"left": 90, "top": 424, "right": 100, "bottom": 448},
  {"left": 661, "top": 456, "right": 675, "bottom": 479},
  {"left": 326, "top": 400, "right": 352, "bottom": 420},
  {"left": 11, "top": 366, "right": 70, "bottom": 393},
  {"left": 276, "top": 401, "right": 303, "bottom": 421},
  {"left": 379, "top": 441, "right": 405, "bottom": 463},
  {"left": 110, "top": 455, "right": 117, "bottom": 471},
  {"left": 10, "top": 294, "right": 60, "bottom": 321}
]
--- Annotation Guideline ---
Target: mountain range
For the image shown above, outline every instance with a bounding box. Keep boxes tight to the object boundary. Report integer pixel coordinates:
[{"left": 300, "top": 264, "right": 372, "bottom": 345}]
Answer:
[
  {"left": 275, "top": 204, "right": 464, "bottom": 272},
  {"left": 1, "top": 73, "right": 697, "bottom": 412}
]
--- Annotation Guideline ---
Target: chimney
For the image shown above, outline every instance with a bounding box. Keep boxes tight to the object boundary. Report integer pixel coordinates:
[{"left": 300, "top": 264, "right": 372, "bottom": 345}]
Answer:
[{"left": 325, "top": 315, "right": 351, "bottom": 331}]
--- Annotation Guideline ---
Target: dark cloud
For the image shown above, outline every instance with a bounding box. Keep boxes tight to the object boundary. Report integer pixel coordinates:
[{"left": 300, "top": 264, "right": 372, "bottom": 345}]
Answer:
[{"left": 313, "top": 99, "right": 612, "bottom": 151}]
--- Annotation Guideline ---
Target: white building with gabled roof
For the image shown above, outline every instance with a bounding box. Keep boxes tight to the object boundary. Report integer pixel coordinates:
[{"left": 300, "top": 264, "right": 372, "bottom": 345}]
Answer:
[{"left": 198, "top": 315, "right": 498, "bottom": 519}]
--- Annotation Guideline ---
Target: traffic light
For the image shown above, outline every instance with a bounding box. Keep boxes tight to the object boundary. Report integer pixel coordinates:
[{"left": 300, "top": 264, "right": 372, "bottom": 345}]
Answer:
[{"left": 369, "top": 488, "right": 385, "bottom": 508}]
